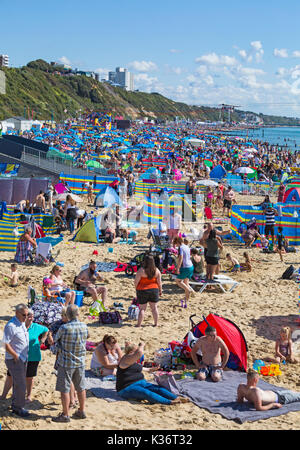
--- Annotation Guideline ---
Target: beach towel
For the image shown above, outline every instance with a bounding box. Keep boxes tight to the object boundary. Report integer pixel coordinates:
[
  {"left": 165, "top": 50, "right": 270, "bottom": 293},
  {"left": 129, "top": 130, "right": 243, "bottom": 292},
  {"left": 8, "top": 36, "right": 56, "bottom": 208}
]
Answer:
[
  {"left": 170, "top": 371, "right": 300, "bottom": 423},
  {"left": 84, "top": 370, "right": 123, "bottom": 402},
  {"left": 80, "top": 262, "right": 117, "bottom": 272}
]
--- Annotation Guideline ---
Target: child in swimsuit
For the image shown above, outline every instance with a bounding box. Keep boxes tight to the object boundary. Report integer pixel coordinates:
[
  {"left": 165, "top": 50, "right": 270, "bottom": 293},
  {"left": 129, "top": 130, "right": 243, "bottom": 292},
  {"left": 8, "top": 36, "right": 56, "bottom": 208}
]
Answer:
[
  {"left": 264, "top": 326, "right": 298, "bottom": 364},
  {"left": 2, "top": 263, "right": 19, "bottom": 287},
  {"left": 226, "top": 253, "right": 240, "bottom": 272}
]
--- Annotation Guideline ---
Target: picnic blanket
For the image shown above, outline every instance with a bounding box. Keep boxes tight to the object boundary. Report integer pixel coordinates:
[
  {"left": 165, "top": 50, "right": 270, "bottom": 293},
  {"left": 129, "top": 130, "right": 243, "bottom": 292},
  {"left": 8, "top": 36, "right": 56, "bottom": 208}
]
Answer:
[
  {"left": 85, "top": 370, "right": 123, "bottom": 402},
  {"left": 173, "top": 371, "right": 300, "bottom": 423}
]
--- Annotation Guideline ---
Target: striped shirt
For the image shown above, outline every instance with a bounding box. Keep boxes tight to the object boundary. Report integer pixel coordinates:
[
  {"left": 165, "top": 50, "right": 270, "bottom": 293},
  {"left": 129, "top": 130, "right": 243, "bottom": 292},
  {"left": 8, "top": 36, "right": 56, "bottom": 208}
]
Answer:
[
  {"left": 54, "top": 319, "right": 88, "bottom": 369},
  {"left": 265, "top": 208, "right": 276, "bottom": 225}
]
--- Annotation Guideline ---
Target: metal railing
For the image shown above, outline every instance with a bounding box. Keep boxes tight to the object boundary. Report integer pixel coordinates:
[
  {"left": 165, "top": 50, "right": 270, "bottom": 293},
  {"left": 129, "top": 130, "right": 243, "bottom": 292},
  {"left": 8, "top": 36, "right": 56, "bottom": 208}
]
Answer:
[{"left": 21, "top": 145, "right": 108, "bottom": 176}]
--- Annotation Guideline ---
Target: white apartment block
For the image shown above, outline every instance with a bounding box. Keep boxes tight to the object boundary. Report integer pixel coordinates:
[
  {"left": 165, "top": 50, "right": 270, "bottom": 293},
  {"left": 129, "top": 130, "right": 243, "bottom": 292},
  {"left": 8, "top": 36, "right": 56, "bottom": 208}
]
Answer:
[
  {"left": 108, "top": 67, "right": 134, "bottom": 91},
  {"left": 0, "top": 54, "right": 9, "bottom": 67}
]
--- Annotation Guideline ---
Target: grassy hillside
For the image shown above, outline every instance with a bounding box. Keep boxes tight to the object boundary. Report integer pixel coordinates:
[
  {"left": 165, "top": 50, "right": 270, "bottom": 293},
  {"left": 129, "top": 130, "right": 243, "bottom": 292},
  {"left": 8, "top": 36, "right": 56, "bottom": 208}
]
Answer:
[{"left": 0, "top": 59, "right": 300, "bottom": 125}]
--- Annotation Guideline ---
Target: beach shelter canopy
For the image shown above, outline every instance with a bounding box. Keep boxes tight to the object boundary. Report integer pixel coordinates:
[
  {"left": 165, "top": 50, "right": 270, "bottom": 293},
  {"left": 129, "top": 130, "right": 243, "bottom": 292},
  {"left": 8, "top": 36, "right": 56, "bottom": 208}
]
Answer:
[
  {"left": 94, "top": 186, "right": 123, "bottom": 208},
  {"left": 73, "top": 215, "right": 102, "bottom": 243},
  {"left": 283, "top": 187, "right": 300, "bottom": 203},
  {"left": 209, "top": 164, "right": 227, "bottom": 180},
  {"left": 183, "top": 313, "right": 248, "bottom": 372}
]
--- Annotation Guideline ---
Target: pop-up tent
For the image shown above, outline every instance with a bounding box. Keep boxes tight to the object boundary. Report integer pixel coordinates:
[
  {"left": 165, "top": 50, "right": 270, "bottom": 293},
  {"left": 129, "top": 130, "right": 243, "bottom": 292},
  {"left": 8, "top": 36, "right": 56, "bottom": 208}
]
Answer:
[
  {"left": 183, "top": 313, "right": 248, "bottom": 371},
  {"left": 73, "top": 216, "right": 101, "bottom": 243}
]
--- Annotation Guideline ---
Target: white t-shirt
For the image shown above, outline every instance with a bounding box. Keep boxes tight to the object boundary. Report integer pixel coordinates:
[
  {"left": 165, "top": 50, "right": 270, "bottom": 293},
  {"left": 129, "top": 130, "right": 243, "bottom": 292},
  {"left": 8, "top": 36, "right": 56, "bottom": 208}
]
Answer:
[{"left": 179, "top": 244, "right": 193, "bottom": 268}]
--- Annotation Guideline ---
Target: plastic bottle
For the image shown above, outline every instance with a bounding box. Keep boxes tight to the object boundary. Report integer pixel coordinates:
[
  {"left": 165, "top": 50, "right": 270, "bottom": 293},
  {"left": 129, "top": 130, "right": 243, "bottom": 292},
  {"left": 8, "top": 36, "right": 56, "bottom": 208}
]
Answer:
[{"left": 171, "top": 349, "right": 178, "bottom": 368}]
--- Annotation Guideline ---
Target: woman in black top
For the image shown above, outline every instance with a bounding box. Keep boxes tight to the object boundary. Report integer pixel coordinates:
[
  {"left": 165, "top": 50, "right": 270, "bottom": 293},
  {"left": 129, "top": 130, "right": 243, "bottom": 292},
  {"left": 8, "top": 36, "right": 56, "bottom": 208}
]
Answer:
[{"left": 116, "top": 342, "right": 189, "bottom": 405}]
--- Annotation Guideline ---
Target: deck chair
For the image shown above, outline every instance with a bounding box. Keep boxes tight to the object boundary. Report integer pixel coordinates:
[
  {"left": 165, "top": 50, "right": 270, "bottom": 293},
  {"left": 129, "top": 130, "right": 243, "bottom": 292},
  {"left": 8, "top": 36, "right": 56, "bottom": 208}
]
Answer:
[
  {"left": 189, "top": 274, "right": 240, "bottom": 293},
  {"left": 170, "top": 273, "right": 239, "bottom": 294}
]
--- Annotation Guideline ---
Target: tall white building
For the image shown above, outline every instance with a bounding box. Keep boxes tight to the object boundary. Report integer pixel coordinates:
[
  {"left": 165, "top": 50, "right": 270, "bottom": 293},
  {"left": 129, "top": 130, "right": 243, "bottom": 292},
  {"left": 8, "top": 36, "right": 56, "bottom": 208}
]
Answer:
[
  {"left": 108, "top": 67, "right": 134, "bottom": 91},
  {"left": 0, "top": 54, "right": 9, "bottom": 67}
]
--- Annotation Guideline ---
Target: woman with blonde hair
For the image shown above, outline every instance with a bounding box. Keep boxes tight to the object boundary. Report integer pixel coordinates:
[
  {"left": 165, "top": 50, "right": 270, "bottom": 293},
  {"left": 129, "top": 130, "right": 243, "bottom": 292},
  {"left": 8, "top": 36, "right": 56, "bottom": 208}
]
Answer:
[
  {"left": 116, "top": 342, "right": 189, "bottom": 405},
  {"left": 49, "top": 265, "right": 76, "bottom": 305}
]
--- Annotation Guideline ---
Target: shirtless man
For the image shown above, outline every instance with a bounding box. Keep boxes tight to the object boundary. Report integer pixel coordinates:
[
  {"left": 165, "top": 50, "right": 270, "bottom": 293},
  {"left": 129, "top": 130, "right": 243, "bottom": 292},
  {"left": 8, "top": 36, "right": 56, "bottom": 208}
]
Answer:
[
  {"left": 75, "top": 260, "right": 108, "bottom": 305},
  {"left": 237, "top": 369, "right": 300, "bottom": 411},
  {"left": 35, "top": 191, "right": 46, "bottom": 213},
  {"left": 191, "top": 326, "right": 230, "bottom": 382}
]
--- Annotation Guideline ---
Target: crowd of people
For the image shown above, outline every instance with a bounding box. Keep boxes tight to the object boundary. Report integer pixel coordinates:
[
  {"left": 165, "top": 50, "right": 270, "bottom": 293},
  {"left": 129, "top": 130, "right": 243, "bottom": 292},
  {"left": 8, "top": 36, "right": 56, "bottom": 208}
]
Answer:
[{"left": 1, "top": 118, "right": 300, "bottom": 426}]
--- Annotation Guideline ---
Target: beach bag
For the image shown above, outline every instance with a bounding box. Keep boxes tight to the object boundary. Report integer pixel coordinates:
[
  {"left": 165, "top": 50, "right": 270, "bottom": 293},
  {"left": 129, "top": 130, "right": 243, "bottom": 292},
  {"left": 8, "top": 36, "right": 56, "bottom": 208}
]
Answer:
[
  {"left": 128, "top": 305, "right": 139, "bottom": 320},
  {"left": 89, "top": 299, "right": 106, "bottom": 316},
  {"left": 282, "top": 265, "right": 295, "bottom": 280},
  {"left": 153, "top": 373, "right": 179, "bottom": 395},
  {"left": 99, "top": 311, "right": 122, "bottom": 325},
  {"left": 154, "top": 348, "right": 172, "bottom": 367}
]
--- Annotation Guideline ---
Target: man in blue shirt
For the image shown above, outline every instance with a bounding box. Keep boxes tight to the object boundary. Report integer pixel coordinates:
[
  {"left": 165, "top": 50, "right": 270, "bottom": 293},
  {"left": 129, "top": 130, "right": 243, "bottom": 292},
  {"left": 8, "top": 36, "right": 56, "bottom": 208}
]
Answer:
[
  {"left": 52, "top": 304, "right": 89, "bottom": 423},
  {"left": 3, "top": 303, "right": 30, "bottom": 417}
]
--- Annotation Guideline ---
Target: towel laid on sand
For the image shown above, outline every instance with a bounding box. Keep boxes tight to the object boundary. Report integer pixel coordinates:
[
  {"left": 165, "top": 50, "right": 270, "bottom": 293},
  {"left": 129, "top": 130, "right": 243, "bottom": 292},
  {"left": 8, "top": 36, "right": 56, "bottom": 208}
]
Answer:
[
  {"left": 80, "top": 262, "right": 117, "bottom": 272},
  {"left": 85, "top": 370, "right": 123, "bottom": 402},
  {"left": 174, "top": 371, "right": 300, "bottom": 423}
]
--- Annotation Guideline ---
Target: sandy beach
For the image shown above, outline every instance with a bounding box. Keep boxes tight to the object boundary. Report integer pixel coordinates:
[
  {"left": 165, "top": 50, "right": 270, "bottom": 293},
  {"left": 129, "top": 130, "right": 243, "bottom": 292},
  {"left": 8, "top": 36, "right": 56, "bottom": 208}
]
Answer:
[{"left": 0, "top": 193, "right": 300, "bottom": 431}]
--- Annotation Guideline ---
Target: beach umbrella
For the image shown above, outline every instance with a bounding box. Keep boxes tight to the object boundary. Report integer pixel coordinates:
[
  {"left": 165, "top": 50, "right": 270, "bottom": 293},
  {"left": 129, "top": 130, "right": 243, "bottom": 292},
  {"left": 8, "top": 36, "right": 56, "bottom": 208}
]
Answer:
[
  {"left": 98, "top": 155, "right": 111, "bottom": 160},
  {"left": 235, "top": 167, "right": 254, "bottom": 174},
  {"left": 196, "top": 180, "right": 218, "bottom": 187},
  {"left": 86, "top": 160, "right": 104, "bottom": 168},
  {"left": 53, "top": 193, "right": 83, "bottom": 203}
]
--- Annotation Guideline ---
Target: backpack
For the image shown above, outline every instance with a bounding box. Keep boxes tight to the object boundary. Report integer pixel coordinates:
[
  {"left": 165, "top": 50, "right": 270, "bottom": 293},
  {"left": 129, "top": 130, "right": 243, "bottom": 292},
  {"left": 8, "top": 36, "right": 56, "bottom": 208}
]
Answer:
[
  {"left": 99, "top": 311, "right": 122, "bottom": 325},
  {"left": 282, "top": 265, "right": 295, "bottom": 280}
]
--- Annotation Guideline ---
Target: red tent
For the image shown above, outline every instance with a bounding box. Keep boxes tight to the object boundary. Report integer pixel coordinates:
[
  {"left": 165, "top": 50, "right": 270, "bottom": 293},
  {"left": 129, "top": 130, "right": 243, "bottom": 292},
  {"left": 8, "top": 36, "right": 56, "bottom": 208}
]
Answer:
[{"left": 183, "top": 313, "right": 248, "bottom": 372}]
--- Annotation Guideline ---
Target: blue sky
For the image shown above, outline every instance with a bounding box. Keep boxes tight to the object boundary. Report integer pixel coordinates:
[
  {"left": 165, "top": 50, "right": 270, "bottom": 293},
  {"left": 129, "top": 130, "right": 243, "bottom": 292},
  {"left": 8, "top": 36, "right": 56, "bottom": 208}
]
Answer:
[{"left": 2, "top": 0, "right": 300, "bottom": 117}]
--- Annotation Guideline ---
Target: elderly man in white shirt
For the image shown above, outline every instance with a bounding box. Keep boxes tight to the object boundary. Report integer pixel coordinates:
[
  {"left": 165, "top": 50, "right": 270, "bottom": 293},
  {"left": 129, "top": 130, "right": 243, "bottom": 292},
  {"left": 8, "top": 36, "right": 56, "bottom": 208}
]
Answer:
[{"left": 2, "top": 303, "right": 30, "bottom": 417}]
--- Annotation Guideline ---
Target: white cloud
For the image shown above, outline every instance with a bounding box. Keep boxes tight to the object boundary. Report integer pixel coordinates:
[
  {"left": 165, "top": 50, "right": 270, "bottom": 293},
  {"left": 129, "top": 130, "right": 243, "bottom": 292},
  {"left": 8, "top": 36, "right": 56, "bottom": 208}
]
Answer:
[
  {"left": 94, "top": 67, "right": 110, "bottom": 80},
  {"left": 170, "top": 49, "right": 182, "bottom": 53},
  {"left": 274, "top": 48, "right": 289, "bottom": 58},
  {"left": 250, "top": 41, "right": 263, "bottom": 51},
  {"left": 128, "top": 60, "right": 158, "bottom": 72},
  {"left": 134, "top": 73, "right": 161, "bottom": 92},
  {"left": 164, "top": 64, "right": 184, "bottom": 75},
  {"left": 292, "top": 50, "right": 300, "bottom": 58},
  {"left": 59, "top": 56, "right": 71, "bottom": 66},
  {"left": 195, "top": 52, "right": 238, "bottom": 67},
  {"left": 238, "top": 49, "right": 248, "bottom": 60},
  {"left": 276, "top": 67, "right": 288, "bottom": 77}
]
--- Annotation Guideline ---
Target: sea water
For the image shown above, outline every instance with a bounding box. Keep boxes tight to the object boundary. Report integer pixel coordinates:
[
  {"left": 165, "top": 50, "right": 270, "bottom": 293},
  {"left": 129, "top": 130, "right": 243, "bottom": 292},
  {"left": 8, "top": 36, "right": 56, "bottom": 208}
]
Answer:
[{"left": 223, "top": 126, "right": 300, "bottom": 151}]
